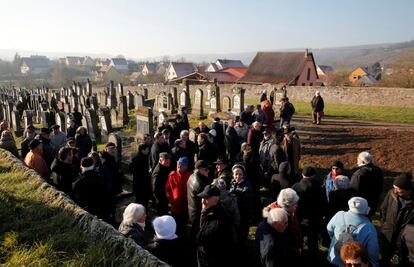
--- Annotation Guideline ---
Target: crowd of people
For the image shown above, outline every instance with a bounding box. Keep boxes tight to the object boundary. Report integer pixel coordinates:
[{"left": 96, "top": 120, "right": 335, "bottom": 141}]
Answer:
[{"left": 0, "top": 91, "right": 413, "bottom": 267}]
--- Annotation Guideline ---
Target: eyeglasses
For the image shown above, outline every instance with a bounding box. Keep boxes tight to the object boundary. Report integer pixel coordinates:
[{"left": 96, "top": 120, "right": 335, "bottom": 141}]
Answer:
[
  {"left": 332, "top": 167, "right": 339, "bottom": 170},
  {"left": 345, "top": 263, "right": 362, "bottom": 267}
]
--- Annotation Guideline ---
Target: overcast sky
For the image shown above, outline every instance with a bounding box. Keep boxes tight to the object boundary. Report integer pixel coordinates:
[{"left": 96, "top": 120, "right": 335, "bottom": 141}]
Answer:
[{"left": 1, "top": 0, "right": 414, "bottom": 58}]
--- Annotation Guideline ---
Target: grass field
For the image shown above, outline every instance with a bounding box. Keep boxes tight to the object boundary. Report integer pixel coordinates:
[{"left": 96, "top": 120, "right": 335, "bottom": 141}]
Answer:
[
  {"left": 244, "top": 98, "right": 414, "bottom": 124},
  {"left": 0, "top": 158, "right": 124, "bottom": 266}
]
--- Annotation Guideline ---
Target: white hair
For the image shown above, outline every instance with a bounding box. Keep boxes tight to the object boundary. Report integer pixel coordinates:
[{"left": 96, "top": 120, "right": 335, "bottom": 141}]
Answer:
[
  {"left": 267, "top": 208, "right": 288, "bottom": 224},
  {"left": 358, "top": 151, "right": 372, "bottom": 166},
  {"left": 252, "top": 121, "right": 262, "bottom": 127},
  {"left": 180, "top": 130, "right": 189, "bottom": 138},
  {"left": 122, "top": 203, "right": 146, "bottom": 224},
  {"left": 315, "top": 91, "right": 320, "bottom": 96},
  {"left": 277, "top": 188, "right": 299, "bottom": 210},
  {"left": 333, "top": 175, "right": 350, "bottom": 190}
]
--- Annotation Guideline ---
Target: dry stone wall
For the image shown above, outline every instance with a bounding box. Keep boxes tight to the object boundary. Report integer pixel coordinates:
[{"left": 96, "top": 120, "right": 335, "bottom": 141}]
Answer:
[
  {"left": 0, "top": 149, "right": 169, "bottom": 267},
  {"left": 94, "top": 84, "right": 414, "bottom": 108}
]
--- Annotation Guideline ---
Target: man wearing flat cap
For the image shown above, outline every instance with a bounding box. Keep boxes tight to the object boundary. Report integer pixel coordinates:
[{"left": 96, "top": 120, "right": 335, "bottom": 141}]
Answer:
[
  {"left": 152, "top": 152, "right": 173, "bottom": 215},
  {"left": 380, "top": 172, "right": 414, "bottom": 266},
  {"left": 37, "top": 127, "right": 55, "bottom": 166},
  {"left": 50, "top": 124, "right": 67, "bottom": 151},
  {"left": 196, "top": 184, "right": 233, "bottom": 267}
]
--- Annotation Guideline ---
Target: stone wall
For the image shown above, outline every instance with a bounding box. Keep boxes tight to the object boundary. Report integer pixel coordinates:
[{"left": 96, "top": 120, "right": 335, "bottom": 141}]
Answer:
[
  {"left": 0, "top": 149, "right": 169, "bottom": 267},
  {"left": 94, "top": 84, "right": 414, "bottom": 108}
]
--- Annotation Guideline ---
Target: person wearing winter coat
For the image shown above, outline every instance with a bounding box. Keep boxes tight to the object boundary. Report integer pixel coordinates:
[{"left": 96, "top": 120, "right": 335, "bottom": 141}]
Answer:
[
  {"left": 248, "top": 121, "right": 263, "bottom": 154},
  {"left": 282, "top": 126, "right": 301, "bottom": 178},
  {"left": 129, "top": 143, "right": 151, "bottom": 208},
  {"left": 326, "top": 175, "right": 356, "bottom": 221},
  {"left": 197, "top": 133, "right": 218, "bottom": 165},
  {"left": 270, "top": 161, "right": 292, "bottom": 200},
  {"left": 259, "top": 128, "right": 274, "bottom": 174},
  {"left": 24, "top": 139, "right": 49, "bottom": 179},
  {"left": 324, "top": 160, "right": 346, "bottom": 202},
  {"left": 279, "top": 97, "right": 295, "bottom": 127},
  {"left": 165, "top": 157, "right": 192, "bottom": 240},
  {"left": 214, "top": 158, "right": 233, "bottom": 189},
  {"left": 49, "top": 125, "right": 67, "bottom": 152},
  {"left": 311, "top": 91, "right": 324, "bottom": 125},
  {"left": 72, "top": 157, "right": 112, "bottom": 221},
  {"left": 211, "top": 118, "right": 225, "bottom": 157},
  {"left": 101, "top": 142, "right": 123, "bottom": 196},
  {"left": 350, "top": 151, "right": 383, "bottom": 217},
  {"left": 267, "top": 135, "right": 287, "bottom": 185},
  {"left": 37, "top": 127, "right": 56, "bottom": 167},
  {"left": 146, "top": 216, "right": 186, "bottom": 267},
  {"left": 196, "top": 185, "right": 233, "bottom": 267},
  {"left": 234, "top": 118, "right": 249, "bottom": 143},
  {"left": 149, "top": 132, "right": 168, "bottom": 171},
  {"left": 118, "top": 203, "right": 151, "bottom": 247},
  {"left": 0, "top": 130, "right": 19, "bottom": 158},
  {"left": 229, "top": 164, "right": 253, "bottom": 244},
  {"left": 327, "top": 197, "right": 379, "bottom": 267},
  {"left": 151, "top": 152, "right": 173, "bottom": 216},
  {"left": 50, "top": 147, "right": 77, "bottom": 195},
  {"left": 262, "top": 99, "right": 275, "bottom": 128},
  {"left": 292, "top": 166, "right": 327, "bottom": 259},
  {"left": 263, "top": 188, "right": 303, "bottom": 265},
  {"left": 225, "top": 119, "right": 240, "bottom": 163},
  {"left": 380, "top": 173, "right": 414, "bottom": 267},
  {"left": 256, "top": 208, "right": 289, "bottom": 267},
  {"left": 21, "top": 127, "right": 36, "bottom": 160},
  {"left": 401, "top": 224, "right": 414, "bottom": 267},
  {"left": 75, "top": 126, "right": 93, "bottom": 160}
]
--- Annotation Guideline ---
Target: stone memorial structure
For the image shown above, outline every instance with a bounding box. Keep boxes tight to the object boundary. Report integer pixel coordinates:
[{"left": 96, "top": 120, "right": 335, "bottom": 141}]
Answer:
[
  {"left": 135, "top": 107, "right": 154, "bottom": 141},
  {"left": 85, "top": 108, "right": 100, "bottom": 140},
  {"left": 231, "top": 87, "right": 245, "bottom": 115},
  {"left": 222, "top": 96, "right": 231, "bottom": 112},
  {"left": 193, "top": 89, "right": 205, "bottom": 118}
]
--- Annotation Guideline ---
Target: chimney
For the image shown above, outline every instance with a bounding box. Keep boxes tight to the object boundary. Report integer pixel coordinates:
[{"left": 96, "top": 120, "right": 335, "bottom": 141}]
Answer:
[{"left": 305, "top": 48, "right": 309, "bottom": 57}]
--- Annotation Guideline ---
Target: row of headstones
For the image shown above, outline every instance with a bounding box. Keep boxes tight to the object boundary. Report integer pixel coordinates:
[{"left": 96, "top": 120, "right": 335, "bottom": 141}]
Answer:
[{"left": 153, "top": 85, "right": 246, "bottom": 118}]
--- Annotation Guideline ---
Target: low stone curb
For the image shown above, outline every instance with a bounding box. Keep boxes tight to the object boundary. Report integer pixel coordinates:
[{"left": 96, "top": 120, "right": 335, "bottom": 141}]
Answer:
[{"left": 0, "top": 149, "right": 169, "bottom": 267}]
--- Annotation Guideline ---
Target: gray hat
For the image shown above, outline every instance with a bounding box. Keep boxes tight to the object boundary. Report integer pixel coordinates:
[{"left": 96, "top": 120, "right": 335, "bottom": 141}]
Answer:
[{"left": 348, "top": 197, "right": 370, "bottom": 215}]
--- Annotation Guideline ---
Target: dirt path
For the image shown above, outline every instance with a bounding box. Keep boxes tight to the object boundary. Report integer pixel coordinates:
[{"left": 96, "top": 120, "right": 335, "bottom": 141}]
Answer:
[{"left": 292, "top": 115, "right": 414, "bottom": 176}]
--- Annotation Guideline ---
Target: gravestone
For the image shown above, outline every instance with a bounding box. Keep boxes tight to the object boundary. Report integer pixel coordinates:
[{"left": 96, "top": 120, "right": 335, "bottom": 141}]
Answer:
[
  {"left": 41, "top": 111, "right": 51, "bottom": 128},
  {"left": 117, "top": 83, "right": 124, "bottom": 98},
  {"left": 143, "top": 88, "right": 148, "bottom": 100},
  {"left": 157, "top": 111, "right": 168, "bottom": 128},
  {"left": 193, "top": 89, "right": 204, "bottom": 118},
  {"left": 214, "top": 82, "right": 221, "bottom": 112},
  {"left": 108, "top": 133, "right": 122, "bottom": 162},
  {"left": 99, "top": 107, "right": 112, "bottom": 135},
  {"left": 210, "top": 97, "right": 217, "bottom": 111},
  {"left": 170, "top": 87, "right": 178, "bottom": 112},
  {"left": 110, "top": 108, "right": 118, "bottom": 128},
  {"left": 127, "top": 91, "right": 135, "bottom": 110},
  {"left": 136, "top": 107, "right": 154, "bottom": 141},
  {"left": 180, "top": 89, "right": 190, "bottom": 109},
  {"left": 155, "top": 92, "right": 173, "bottom": 114},
  {"left": 99, "top": 92, "right": 107, "bottom": 107},
  {"left": 11, "top": 110, "right": 22, "bottom": 136},
  {"left": 134, "top": 93, "right": 145, "bottom": 109},
  {"left": 108, "top": 81, "right": 117, "bottom": 108},
  {"left": 23, "top": 110, "right": 34, "bottom": 129},
  {"left": 205, "top": 85, "right": 211, "bottom": 106},
  {"left": 55, "top": 111, "right": 66, "bottom": 132},
  {"left": 90, "top": 94, "right": 99, "bottom": 110},
  {"left": 84, "top": 108, "right": 100, "bottom": 140},
  {"left": 86, "top": 79, "right": 92, "bottom": 96},
  {"left": 118, "top": 96, "right": 129, "bottom": 126},
  {"left": 63, "top": 103, "right": 71, "bottom": 114},
  {"left": 231, "top": 87, "right": 245, "bottom": 115},
  {"left": 222, "top": 96, "right": 231, "bottom": 112}
]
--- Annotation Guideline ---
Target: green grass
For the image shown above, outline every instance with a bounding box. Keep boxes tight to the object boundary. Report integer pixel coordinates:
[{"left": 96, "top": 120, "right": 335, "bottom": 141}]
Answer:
[
  {"left": 0, "top": 158, "right": 125, "bottom": 266},
  {"left": 291, "top": 100, "right": 414, "bottom": 124}
]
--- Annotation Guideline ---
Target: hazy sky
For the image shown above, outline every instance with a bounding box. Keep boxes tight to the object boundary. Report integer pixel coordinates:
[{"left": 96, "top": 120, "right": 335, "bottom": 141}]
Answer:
[{"left": 1, "top": 0, "right": 414, "bottom": 58}]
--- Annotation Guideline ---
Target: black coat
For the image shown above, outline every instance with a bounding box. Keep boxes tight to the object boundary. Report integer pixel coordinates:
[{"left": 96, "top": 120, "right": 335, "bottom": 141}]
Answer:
[
  {"left": 75, "top": 134, "right": 93, "bottom": 160},
  {"left": 39, "top": 136, "right": 55, "bottom": 166},
  {"left": 248, "top": 128, "right": 263, "bottom": 154},
  {"left": 380, "top": 189, "right": 414, "bottom": 245},
  {"left": 268, "top": 143, "right": 287, "bottom": 174},
  {"left": 21, "top": 137, "right": 33, "bottom": 160},
  {"left": 311, "top": 96, "right": 324, "bottom": 112},
  {"left": 197, "top": 203, "right": 233, "bottom": 267},
  {"left": 255, "top": 221, "right": 288, "bottom": 267},
  {"left": 129, "top": 152, "right": 151, "bottom": 205},
  {"left": 240, "top": 111, "right": 254, "bottom": 126},
  {"left": 101, "top": 151, "right": 123, "bottom": 196},
  {"left": 67, "top": 126, "right": 77, "bottom": 139},
  {"left": 146, "top": 238, "right": 186, "bottom": 267},
  {"left": 225, "top": 126, "right": 239, "bottom": 162},
  {"left": 72, "top": 170, "right": 111, "bottom": 219},
  {"left": 149, "top": 142, "right": 169, "bottom": 170},
  {"left": 230, "top": 178, "right": 253, "bottom": 240},
  {"left": 401, "top": 224, "right": 414, "bottom": 266},
  {"left": 151, "top": 163, "right": 172, "bottom": 213},
  {"left": 292, "top": 177, "right": 327, "bottom": 224},
  {"left": 350, "top": 163, "right": 383, "bottom": 217},
  {"left": 327, "top": 188, "right": 356, "bottom": 220},
  {"left": 50, "top": 158, "right": 78, "bottom": 195},
  {"left": 198, "top": 142, "right": 218, "bottom": 165},
  {"left": 187, "top": 171, "right": 211, "bottom": 225},
  {"left": 118, "top": 222, "right": 150, "bottom": 247}
]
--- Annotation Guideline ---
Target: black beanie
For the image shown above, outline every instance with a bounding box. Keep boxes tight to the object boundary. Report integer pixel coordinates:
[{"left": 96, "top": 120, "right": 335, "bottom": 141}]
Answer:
[
  {"left": 394, "top": 173, "right": 413, "bottom": 191},
  {"left": 81, "top": 157, "right": 94, "bottom": 168},
  {"left": 332, "top": 160, "right": 344, "bottom": 170},
  {"left": 302, "top": 166, "right": 316, "bottom": 178}
]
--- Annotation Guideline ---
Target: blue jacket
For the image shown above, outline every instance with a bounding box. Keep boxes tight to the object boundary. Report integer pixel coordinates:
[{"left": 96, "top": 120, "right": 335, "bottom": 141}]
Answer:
[
  {"left": 327, "top": 210, "right": 379, "bottom": 267},
  {"left": 323, "top": 171, "right": 335, "bottom": 201}
]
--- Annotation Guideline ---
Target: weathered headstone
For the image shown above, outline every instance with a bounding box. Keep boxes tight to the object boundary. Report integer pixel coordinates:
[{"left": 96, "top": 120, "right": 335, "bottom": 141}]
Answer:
[
  {"left": 231, "top": 87, "right": 245, "bottom": 115},
  {"left": 193, "top": 89, "right": 204, "bottom": 118},
  {"left": 118, "top": 96, "right": 129, "bottom": 126},
  {"left": 143, "top": 88, "right": 148, "bottom": 100},
  {"left": 23, "top": 110, "right": 34, "bottom": 129},
  {"left": 214, "top": 82, "right": 221, "bottom": 112},
  {"left": 110, "top": 108, "right": 118, "bottom": 128},
  {"left": 99, "top": 107, "right": 112, "bottom": 135},
  {"left": 90, "top": 94, "right": 99, "bottom": 110},
  {"left": 222, "top": 96, "right": 231, "bottom": 112},
  {"left": 85, "top": 108, "right": 100, "bottom": 140},
  {"left": 135, "top": 93, "right": 145, "bottom": 109},
  {"left": 41, "top": 111, "right": 51, "bottom": 128},
  {"left": 117, "top": 83, "right": 124, "bottom": 98},
  {"left": 180, "top": 89, "right": 190, "bottom": 109},
  {"left": 55, "top": 111, "right": 66, "bottom": 132},
  {"left": 11, "top": 110, "right": 22, "bottom": 136},
  {"left": 127, "top": 91, "right": 135, "bottom": 110},
  {"left": 157, "top": 111, "right": 168, "bottom": 129},
  {"left": 86, "top": 79, "right": 92, "bottom": 96},
  {"left": 136, "top": 107, "right": 154, "bottom": 141},
  {"left": 108, "top": 81, "right": 117, "bottom": 108},
  {"left": 210, "top": 97, "right": 217, "bottom": 111}
]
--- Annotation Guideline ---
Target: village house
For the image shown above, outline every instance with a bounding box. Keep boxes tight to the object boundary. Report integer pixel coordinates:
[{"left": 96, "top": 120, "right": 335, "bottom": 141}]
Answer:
[
  {"left": 317, "top": 65, "right": 334, "bottom": 85},
  {"left": 65, "top": 56, "right": 83, "bottom": 66},
  {"left": 240, "top": 50, "right": 319, "bottom": 85},
  {"left": 20, "top": 55, "right": 51, "bottom": 75},
  {"left": 81, "top": 56, "right": 96, "bottom": 67},
  {"left": 349, "top": 66, "right": 371, "bottom": 84},
  {"left": 96, "top": 65, "right": 125, "bottom": 84},
  {"left": 110, "top": 58, "right": 129, "bottom": 72},
  {"left": 165, "top": 62, "right": 197, "bottom": 81},
  {"left": 204, "top": 59, "right": 245, "bottom": 72},
  {"left": 141, "top": 63, "right": 157, "bottom": 76},
  {"left": 96, "top": 58, "right": 111, "bottom": 68}
]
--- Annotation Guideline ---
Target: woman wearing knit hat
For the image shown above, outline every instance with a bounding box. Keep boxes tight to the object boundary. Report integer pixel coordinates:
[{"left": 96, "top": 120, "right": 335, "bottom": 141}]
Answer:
[
  {"left": 326, "top": 197, "right": 379, "bottom": 267},
  {"left": 146, "top": 215, "right": 185, "bottom": 267},
  {"left": 379, "top": 172, "right": 414, "bottom": 267}
]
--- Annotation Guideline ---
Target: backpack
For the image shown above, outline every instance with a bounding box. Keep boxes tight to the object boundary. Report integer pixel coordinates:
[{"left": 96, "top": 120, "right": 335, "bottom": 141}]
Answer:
[{"left": 334, "top": 212, "right": 363, "bottom": 253}]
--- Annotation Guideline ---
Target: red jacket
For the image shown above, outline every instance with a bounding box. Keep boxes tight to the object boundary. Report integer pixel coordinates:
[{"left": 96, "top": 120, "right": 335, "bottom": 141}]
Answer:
[{"left": 165, "top": 170, "right": 191, "bottom": 214}]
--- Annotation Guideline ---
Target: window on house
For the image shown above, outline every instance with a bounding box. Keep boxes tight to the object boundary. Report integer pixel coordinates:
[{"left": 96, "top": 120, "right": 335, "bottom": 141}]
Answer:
[
  {"left": 310, "top": 83, "right": 313, "bottom": 86},
  {"left": 307, "top": 68, "right": 311, "bottom": 81},
  {"left": 302, "top": 83, "right": 306, "bottom": 86}
]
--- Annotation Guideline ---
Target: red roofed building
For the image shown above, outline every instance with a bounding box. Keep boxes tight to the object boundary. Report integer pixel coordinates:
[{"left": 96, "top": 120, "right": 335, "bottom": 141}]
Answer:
[{"left": 240, "top": 50, "right": 320, "bottom": 85}]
